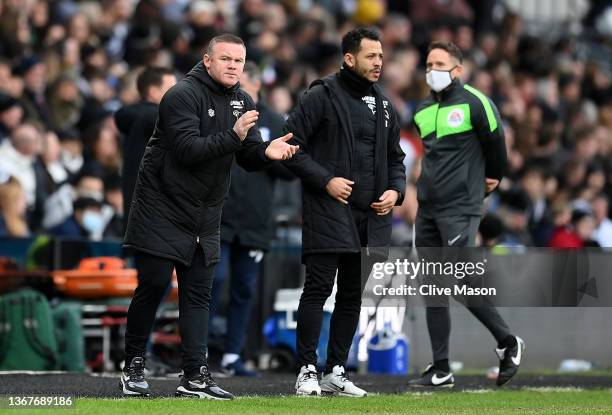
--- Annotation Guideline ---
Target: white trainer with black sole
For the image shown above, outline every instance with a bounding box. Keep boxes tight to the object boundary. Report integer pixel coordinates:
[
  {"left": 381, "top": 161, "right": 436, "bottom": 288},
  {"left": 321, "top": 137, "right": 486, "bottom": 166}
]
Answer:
[
  {"left": 175, "top": 365, "right": 234, "bottom": 400},
  {"left": 295, "top": 364, "right": 321, "bottom": 396},
  {"left": 320, "top": 365, "right": 367, "bottom": 397},
  {"left": 119, "top": 357, "right": 151, "bottom": 397}
]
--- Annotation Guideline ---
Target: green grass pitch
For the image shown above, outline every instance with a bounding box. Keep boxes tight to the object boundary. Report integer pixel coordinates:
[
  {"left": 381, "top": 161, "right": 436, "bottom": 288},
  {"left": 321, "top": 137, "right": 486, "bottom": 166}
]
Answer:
[{"left": 9, "top": 389, "right": 610, "bottom": 415}]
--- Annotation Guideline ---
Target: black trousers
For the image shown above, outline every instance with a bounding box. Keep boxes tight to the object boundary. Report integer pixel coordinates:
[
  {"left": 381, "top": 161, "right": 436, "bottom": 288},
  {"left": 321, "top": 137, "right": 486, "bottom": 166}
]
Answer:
[
  {"left": 415, "top": 214, "right": 511, "bottom": 362},
  {"left": 124, "top": 246, "right": 214, "bottom": 377},
  {"left": 296, "top": 209, "right": 372, "bottom": 371}
]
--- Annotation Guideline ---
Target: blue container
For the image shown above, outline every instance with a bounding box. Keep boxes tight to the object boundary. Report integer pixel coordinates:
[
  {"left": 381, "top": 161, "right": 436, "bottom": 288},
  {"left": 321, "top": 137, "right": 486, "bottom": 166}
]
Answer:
[
  {"left": 263, "top": 311, "right": 332, "bottom": 369},
  {"left": 367, "top": 329, "right": 409, "bottom": 375}
]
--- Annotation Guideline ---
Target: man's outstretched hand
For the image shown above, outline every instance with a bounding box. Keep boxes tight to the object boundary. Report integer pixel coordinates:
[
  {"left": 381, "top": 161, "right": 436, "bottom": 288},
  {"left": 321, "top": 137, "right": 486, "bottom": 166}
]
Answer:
[{"left": 265, "top": 133, "right": 299, "bottom": 160}]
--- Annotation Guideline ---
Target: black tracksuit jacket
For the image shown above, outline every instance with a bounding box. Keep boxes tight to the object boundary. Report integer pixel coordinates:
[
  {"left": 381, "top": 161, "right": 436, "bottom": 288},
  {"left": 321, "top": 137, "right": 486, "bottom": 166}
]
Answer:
[{"left": 413, "top": 79, "right": 507, "bottom": 218}]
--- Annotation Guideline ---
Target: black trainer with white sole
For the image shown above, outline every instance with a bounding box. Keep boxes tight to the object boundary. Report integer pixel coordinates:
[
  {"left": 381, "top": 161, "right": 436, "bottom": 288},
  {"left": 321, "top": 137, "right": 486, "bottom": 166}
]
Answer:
[
  {"left": 119, "top": 357, "right": 151, "bottom": 397},
  {"left": 496, "top": 336, "right": 525, "bottom": 386},
  {"left": 176, "top": 365, "right": 235, "bottom": 400},
  {"left": 407, "top": 364, "right": 455, "bottom": 388}
]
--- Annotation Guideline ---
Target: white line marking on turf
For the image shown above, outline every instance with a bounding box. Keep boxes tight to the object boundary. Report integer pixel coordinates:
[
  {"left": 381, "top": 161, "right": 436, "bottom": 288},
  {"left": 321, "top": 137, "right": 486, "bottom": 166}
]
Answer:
[
  {"left": 463, "top": 389, "right": 493, "bottom": 393},
  {"left": 523, "top": 387, "right": 585, "bottom": 392}
]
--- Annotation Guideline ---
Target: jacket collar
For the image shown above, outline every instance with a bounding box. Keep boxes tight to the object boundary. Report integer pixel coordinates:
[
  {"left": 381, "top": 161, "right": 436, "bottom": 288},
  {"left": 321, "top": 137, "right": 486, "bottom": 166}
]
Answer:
[
  {"left": 432, "top": 77, "right": 463, "bottom": 102},
  {"left": 338, "top": 65, "right": 374, "bottom": 97},
  {"left": 186, "top": 61, "right": 240, "bottom": 96}
]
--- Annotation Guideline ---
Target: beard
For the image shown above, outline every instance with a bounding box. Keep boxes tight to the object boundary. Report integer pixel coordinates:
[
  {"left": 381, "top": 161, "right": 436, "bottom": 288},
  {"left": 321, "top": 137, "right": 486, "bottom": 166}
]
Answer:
[{"left": 353, "top": 60, "right": 371, "bottom": 80}]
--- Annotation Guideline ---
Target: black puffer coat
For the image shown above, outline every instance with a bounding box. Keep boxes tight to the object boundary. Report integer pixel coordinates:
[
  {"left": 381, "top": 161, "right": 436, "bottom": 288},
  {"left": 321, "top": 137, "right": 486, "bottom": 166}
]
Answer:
[
  {"left": 283, "top": 73, "right": 406, "bottom": 260},
  {"left": 124, "top": 63, "right": 269, "bottom": 266}
]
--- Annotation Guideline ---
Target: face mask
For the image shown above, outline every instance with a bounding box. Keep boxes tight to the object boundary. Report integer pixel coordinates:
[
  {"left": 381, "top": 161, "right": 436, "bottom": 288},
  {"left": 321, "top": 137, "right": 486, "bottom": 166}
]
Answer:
[
  {"left": 426, "top": 67, "right": 455, "bottom": 92},
  {"left": 61, "top": 150, "right": 83, "bottom": 173},
  {"left": 82, "top": 210, "right": 104, "bottom": 235}
]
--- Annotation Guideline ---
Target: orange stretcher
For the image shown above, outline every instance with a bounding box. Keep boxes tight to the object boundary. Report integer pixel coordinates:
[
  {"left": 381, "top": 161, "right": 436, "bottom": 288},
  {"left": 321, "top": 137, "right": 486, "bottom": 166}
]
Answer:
[
  {"left": 52, "top": 257, "right": 179, "bottom": 300},
  {"left": 52, "top": 257, "right": 138, "bottom": 299}
]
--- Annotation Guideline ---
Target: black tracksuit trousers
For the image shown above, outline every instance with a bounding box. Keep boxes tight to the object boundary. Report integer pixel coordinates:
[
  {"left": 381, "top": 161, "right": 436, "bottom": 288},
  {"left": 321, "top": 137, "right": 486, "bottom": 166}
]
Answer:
[
  {"left": 124, "top": 246, "right": 214, "bottom": 377},
  {"left": 296, "top": 209, "right": 373, "bottom": 372},
  {"left": 415, "top": 214, "right": 511, "bottom": 363}
]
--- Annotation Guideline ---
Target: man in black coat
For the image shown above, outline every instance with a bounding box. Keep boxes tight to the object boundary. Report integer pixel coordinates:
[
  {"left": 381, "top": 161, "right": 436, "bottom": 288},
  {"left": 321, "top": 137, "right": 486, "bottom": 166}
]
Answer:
[
  {"left": 120, "top": 34, "right": 298, "bottom": 400},
  {"left": 209, "top": 62, "right": 294, "bottom": 377},
  {"left": 114, "top": 67, "right": 177, "bottom": 232},
  {"left": 283, "top": 27, "right": 406, "bottom": 396}
]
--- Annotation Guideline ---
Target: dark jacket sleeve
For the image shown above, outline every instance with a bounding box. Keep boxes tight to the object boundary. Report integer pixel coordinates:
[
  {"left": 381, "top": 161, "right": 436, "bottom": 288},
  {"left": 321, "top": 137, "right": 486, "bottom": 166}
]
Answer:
[
  {"left": 160, "top": 86, "right": 242, "bottom": 166},
  {"left": 266, "top": 162, "right": 296, "bottom": 181},
  {"left": 387, "top": 109, "right": 407, "bottom": 205},
  {"left": 474, "top": 97, "right": 507, "bottom": 181},
  {"left": 235, "top": 94, "right": 271, "bottom": 172},
  {"left": 114, "top": 105, "right": 133, "bottom": 135},
  {"left": 282, "top": 86, "right": 334, "bottom": 191}
]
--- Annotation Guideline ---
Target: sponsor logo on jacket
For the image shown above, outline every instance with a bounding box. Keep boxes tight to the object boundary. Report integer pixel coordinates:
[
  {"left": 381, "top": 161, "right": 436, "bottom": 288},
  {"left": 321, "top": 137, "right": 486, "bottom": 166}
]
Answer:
[
  {"left": 230, "top": 100, "right": 244, "bottom": 118},
  {"left": 362, "top": 96, "right": 376, "bottom": 115}
]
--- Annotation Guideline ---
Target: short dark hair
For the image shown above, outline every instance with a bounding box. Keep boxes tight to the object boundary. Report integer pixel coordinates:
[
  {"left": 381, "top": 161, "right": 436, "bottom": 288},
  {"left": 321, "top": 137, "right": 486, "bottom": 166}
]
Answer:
[
  {"left": 207, "top": 33, "right": 245, "bottom": 56},
  {"left": 136, "top": 67, "right": 174, "bottom": 100},
  {"left": 73, "top": 196, "right": 102, "bottom": 211},
  {"left": 341, "top": 27, "right": 381, "bottom": 55},
  {"left": 428, "top": 41, "right": 463, "bottom": 64}
]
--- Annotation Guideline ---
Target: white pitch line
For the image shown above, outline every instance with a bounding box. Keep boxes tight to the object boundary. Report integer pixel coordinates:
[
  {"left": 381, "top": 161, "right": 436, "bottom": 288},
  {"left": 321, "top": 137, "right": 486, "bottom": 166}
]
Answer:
[{"left": 523, "top": 387, "right": 585, "bottom": 392}]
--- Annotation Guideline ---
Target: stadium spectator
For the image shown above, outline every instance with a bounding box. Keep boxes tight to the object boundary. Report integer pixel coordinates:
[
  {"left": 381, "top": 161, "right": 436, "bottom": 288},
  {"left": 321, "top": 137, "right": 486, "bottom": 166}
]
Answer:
[
  {"left": 114, "top": 66, "right": 176, "bottom": 228},
  {"left": 48, "top": 196, "right": 104, "bottom": 240},
  {"left": 0, "top": 93, "right": 24, "bottom": 142},
  {"left": 15, "top": 56, "right": 51, "bottom": 128},
  {"left": 101, "top": 174, "right": 124, "bottom": 240},
  {"left": 0, "top": 123, "right": 42, "bottom": 211},
  {"left": 0, "top": 175, "right": 30, "bottom": 238},
  {"left": 592, "top": 193, "right": 612, "bottom": 247},
  {"left": 82, "top": 123, "right": 121, "bottom": 183}
]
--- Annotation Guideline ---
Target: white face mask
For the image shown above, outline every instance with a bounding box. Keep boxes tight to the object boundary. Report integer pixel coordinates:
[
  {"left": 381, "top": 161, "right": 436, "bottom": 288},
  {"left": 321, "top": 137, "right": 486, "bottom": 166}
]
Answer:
[
  {"left": 426, "top": 68, "right": 455, "bottom": 92},
  {"left": 82, "top": 210, "right": 104, "bottom": 235}
]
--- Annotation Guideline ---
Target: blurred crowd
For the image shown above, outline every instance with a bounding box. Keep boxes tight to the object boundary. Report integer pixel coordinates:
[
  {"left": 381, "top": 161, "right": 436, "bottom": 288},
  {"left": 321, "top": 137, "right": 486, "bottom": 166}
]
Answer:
[{"left": 0, "top": 0, "right": 611, "bottom": 249}]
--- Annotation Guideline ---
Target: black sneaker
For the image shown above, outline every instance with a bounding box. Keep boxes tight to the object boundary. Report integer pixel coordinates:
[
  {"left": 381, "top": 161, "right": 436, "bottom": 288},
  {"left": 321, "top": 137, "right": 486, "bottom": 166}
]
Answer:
[
  {"left": 176, "top": 365, "right": 235, "bottom": 400},
  {"left": 407, "top": 364, "right": 454, "bottom": 388},
  {"left": 495, "top": 336, "right": 525, "bottom": 386},
  {"left": 119, "top": 357, "right": 151, "bottom": 397}
]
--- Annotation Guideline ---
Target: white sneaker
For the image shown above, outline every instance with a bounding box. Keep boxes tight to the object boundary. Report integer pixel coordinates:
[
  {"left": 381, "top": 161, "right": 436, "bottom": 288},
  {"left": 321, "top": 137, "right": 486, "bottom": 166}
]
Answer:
[
  {"left": 295, "top": 364, "right": 321, "bottom": 396},
  {"left": 320, "top": 365, "right": 367, "bottom": 397}
]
